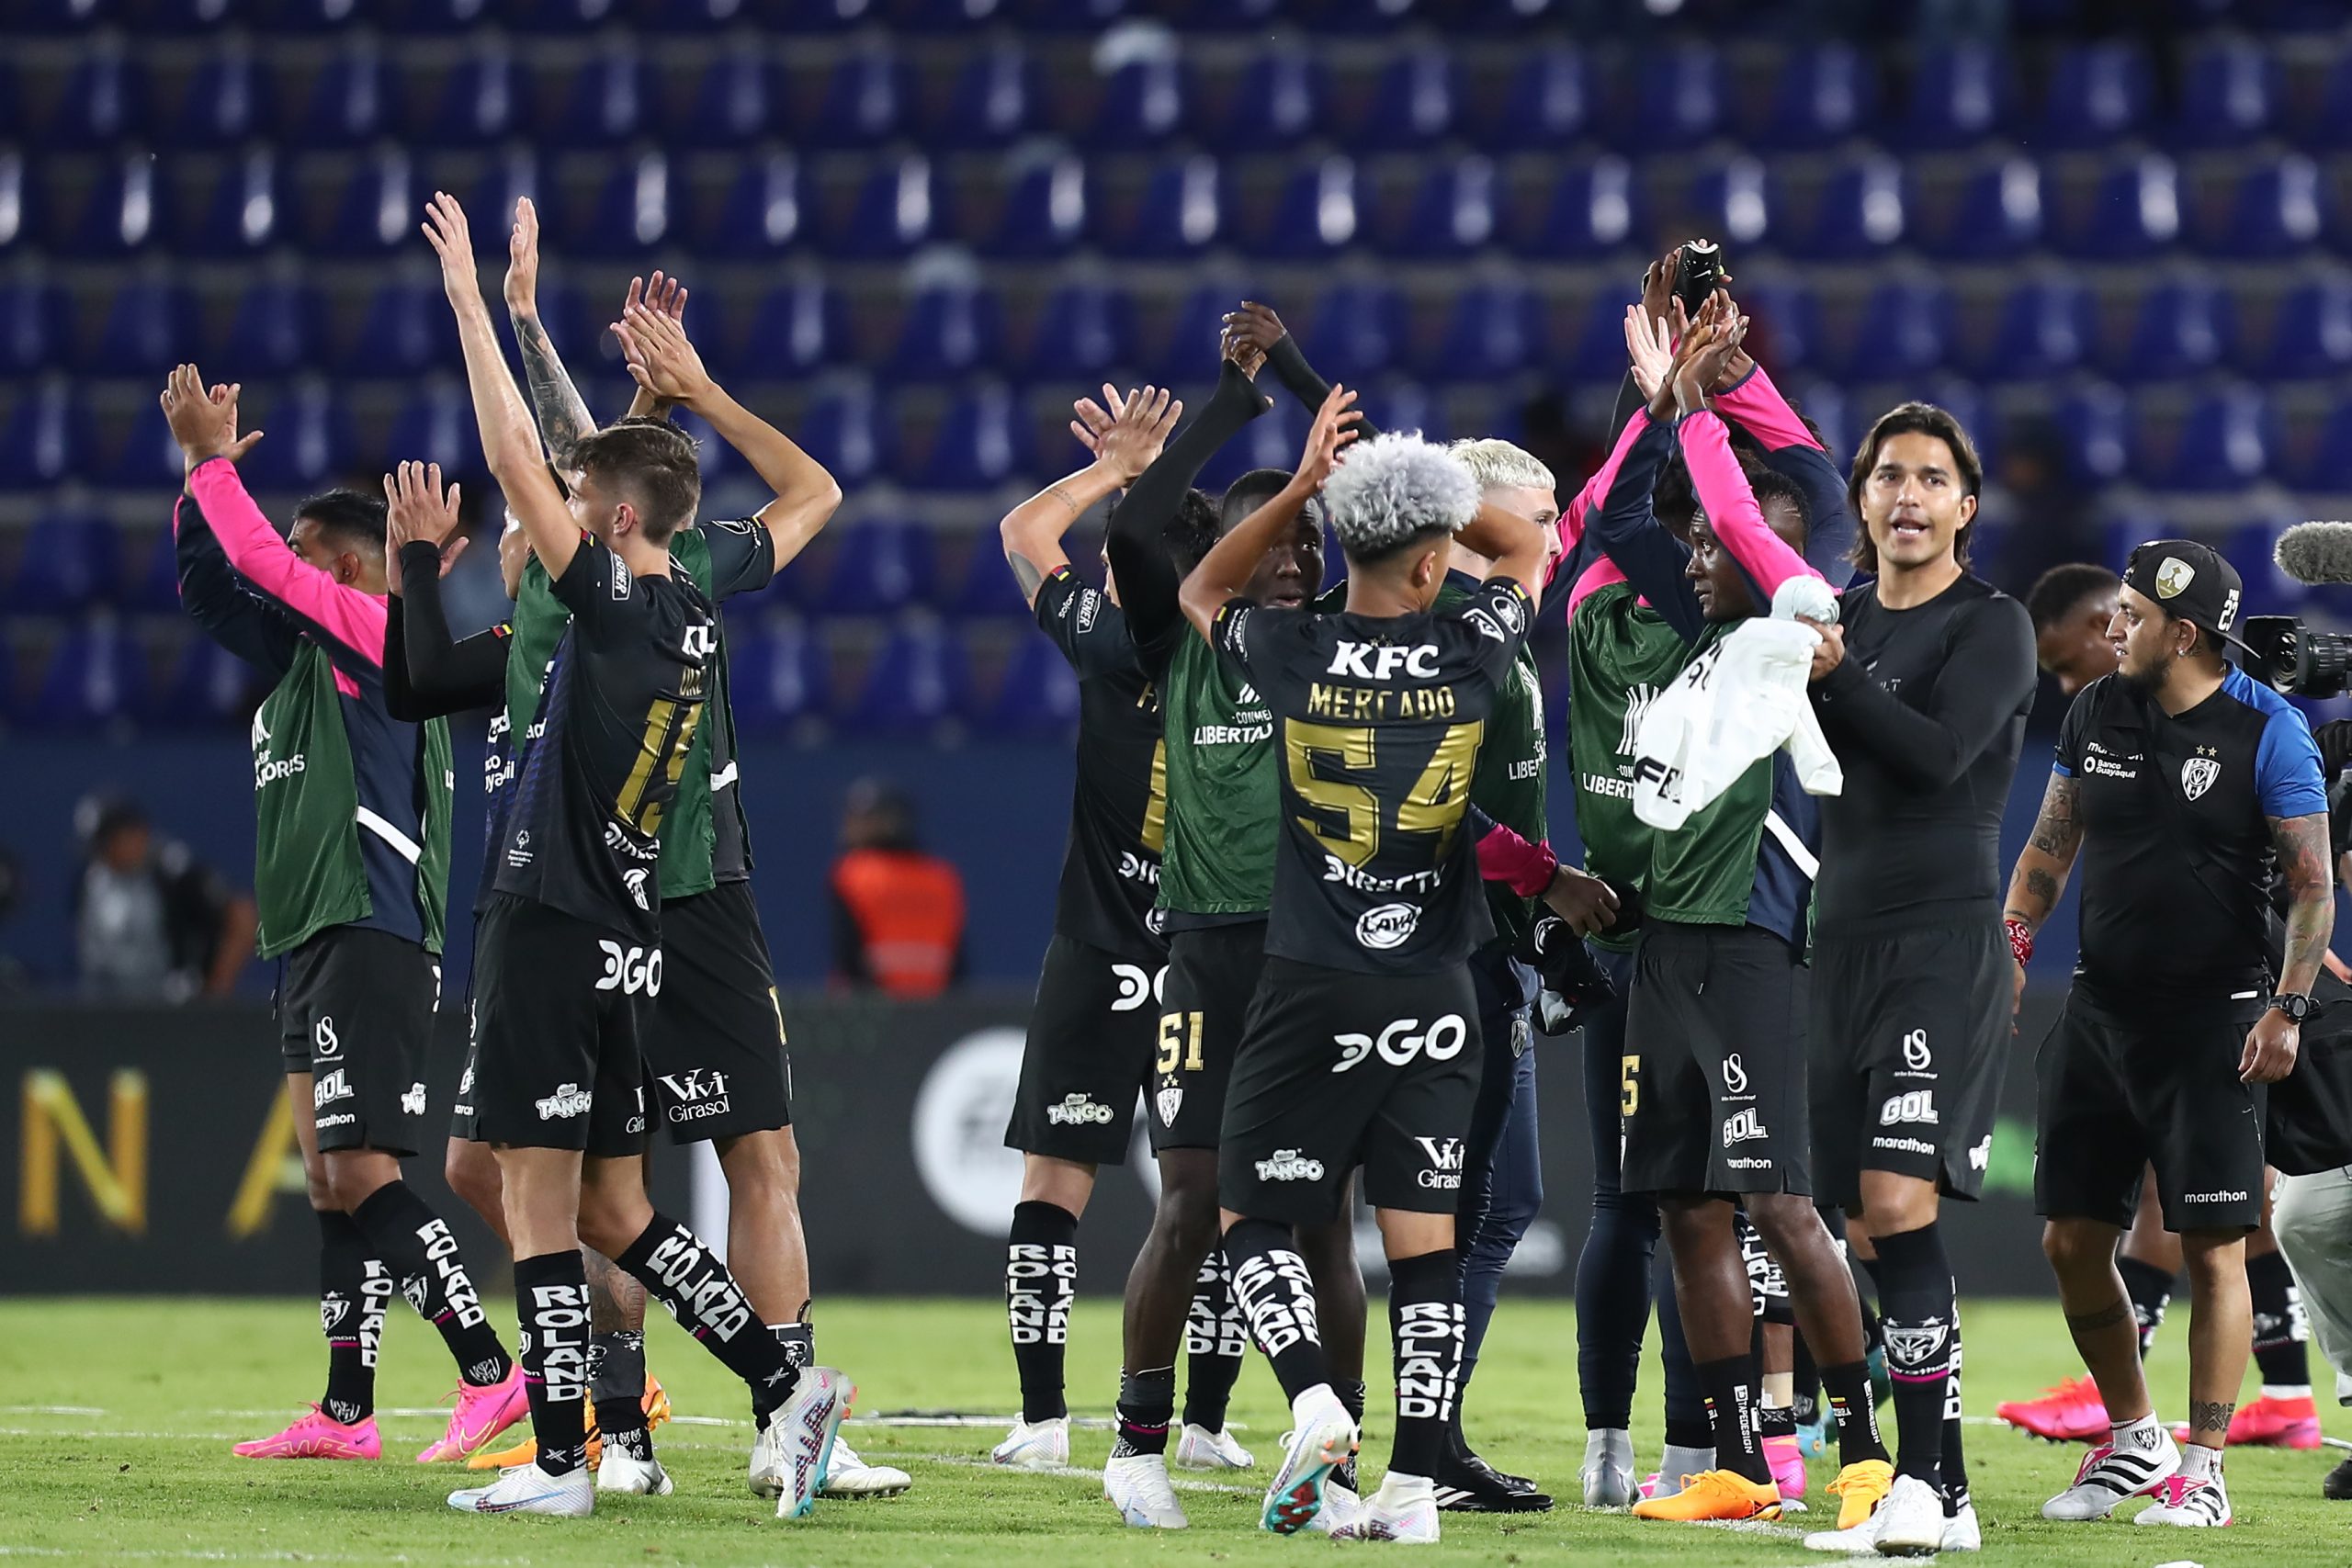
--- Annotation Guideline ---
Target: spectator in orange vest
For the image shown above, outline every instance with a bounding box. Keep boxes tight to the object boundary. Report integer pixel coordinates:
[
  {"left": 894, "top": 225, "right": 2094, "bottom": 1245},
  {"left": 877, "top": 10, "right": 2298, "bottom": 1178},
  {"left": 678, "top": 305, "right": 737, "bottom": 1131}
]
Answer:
[{"left": 828, "top": 778, "right": 967, "bottom": 998}]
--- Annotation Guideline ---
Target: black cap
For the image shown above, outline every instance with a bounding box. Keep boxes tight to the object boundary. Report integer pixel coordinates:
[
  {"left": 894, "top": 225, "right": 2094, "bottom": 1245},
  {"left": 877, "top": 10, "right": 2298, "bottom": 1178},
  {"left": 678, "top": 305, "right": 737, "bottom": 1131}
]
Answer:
[{"left": 2123, "top": 539, "right": 2252, "bottom": 659}]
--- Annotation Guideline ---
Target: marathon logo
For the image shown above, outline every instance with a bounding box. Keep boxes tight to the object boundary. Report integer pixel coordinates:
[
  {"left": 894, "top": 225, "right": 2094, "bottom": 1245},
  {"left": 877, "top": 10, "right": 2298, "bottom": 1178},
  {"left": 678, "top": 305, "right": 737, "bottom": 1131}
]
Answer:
[
  {"left": 1046, "top": 1093, "right": 1114, "bottom": 1126},
  {"left": 2183, "top": 1189, "right": 2252, "bottom": 1204},
  {"left": 1871, "top": 1134, "right": 1939, "bottom": 1157}
]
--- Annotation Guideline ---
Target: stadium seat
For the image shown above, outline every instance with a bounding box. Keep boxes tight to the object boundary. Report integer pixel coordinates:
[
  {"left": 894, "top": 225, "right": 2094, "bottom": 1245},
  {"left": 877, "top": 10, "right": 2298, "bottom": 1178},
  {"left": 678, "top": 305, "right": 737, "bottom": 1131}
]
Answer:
[
  {"left": 117, "top": 403, "right": 188, "bottom": 491},
  {"left": 1197, "top": 398, "right": 1306, "bottom": 494},
  {"left": 1358, "top": 380, "right": 1444, "bottom": 444},
  {"left": 987, "top": 635, "right": 1080, "bottom": 739},
  {"left": 2052, "top": 383, "right": 2133, "bottom": 486},
  {"left": 947, "top": 540, "right": 1032, "bottom": 621},
  {"left": 173, "top": 41, "right": 263, "bottom": 149},
  {"left": 720, "top": 273, "right": 845, "bottom": 378},
  {"left": 1099, "top": 154, "right": 1222, "bottom": 258},
  {"left": 180, "top": 149, "right": 284, "bottom": 258},
  {"left": 1352, "top": 52, "right": 1458, "bottom": 152},
  {"left": 1736, "top": 280, "right": 1824, "bottom": 374},
  {"left": 838, "top": 622, "right": 973, "bottom": 738},
  {"left": 820, "top": 521, "right": 940, "bottom": 615},
  {"left": 798, "top": 47, "right": 910, "bottom": 148},
  {"left": 1201, "top": 46, "right": 1325, "bottom": 152},
  {"left": 1564, "top": 292, "right": 1638, "bottom": 384},
  {"left": 920, "top": 385, "right": 1036, "bottom": 491},
  {"left": 341, "top": 276, "right": 459, "bottom": 378},
  {"left": 1685, "top": 159, "right": 1777, "bottom": 252},
  {"left": 2055, "top": 153, "right": 2181, "bottom": 260},
  {"left": 2034, "top": 41, "right": 2152, "bottom": 151},
  {"left": 763, "top": 0, "right": 885, "bottom": 30},
  {"left": 667, "top": 407, "right": 741, "bottom": 484},
  {"left": 888, "top": 284, "right": 1005, "bottom": 382},
  {"left": 2199, "top": 157, "right": 2324, "bottom": 259},
  {"left": 553, "top": 46, "right": 651, "bottom": 148},
  {"left": 2113, "top": 278, "right": 2238, "bottom": 379},
  {"left": 1414, "top": 279, "right": 1541, "bottom": 380},
  {"left": 1891, "top": 43, "right": 2010, "bottom": 150},
  {"left": 2303, "top": 51, "right": 2352, "bottom": 150},
  {"left": 694, "top": 152, "right": 805, "bottom": 258},
  {"left": 285, "top": 39, "right": 390, "bottom": 148},
  {"left": 463, "top": 146, "right": 547, "bottom": 245},
  {"left": 217, "top": 277, "right": 326, "bottom": 377},
  {"left": 664, "top": 54, "right": 775, "bottom": 147},
  {"left": 409, "top": 48, "right": 530, "bottom": 147},
  {"left": 1019, "top": 280, "right": 1137, "bottom": 382},
  {"left": 1386, "top": 158, "right": 1498, "bottom": 260},
  {"left": 1965, "top": 276, "right": 2096, "bottom": 381},
  {"left": 6, "top": 513, "right": 120, "bottom": 614},
  {"left": 729, "top": 616, "right": 831, "bottom": 737},
  {"left": 828, "top": 157, "right": 939, "bottom": 260},
  {"left": 1630, "top": 43, "right": 1724, "bottom": 151},
  {"left": 1153, "top": 281, "right": 1255, "bottom": 384},
  {"left": 381, "top": 381, "right": 488, "bottom": 482},
  {"left": 1520, "top": 156, "right": 1640, "bottom": 259},
  {"left": 1303, "top": 281, "right": 1408, "bottom": 381},
  {"left": 566, "top": 152, "right": 674, "bottom": 258},
  {"left": 1473, "top": 46, "right": 1593, "bottom": 152},
  {"left": 88, "top": 278, "right": 195, "bottom": 377},
  {"left": 1835, "top": 278, "right": 1952, "bottom": 378},
  {"left": 2157, "top": 385, "right": 2278, "bottom": 492},
  {"left": 1754, "top": 41, "right": 1876, "bottom": 151},
  {"left": 1013, "top": 0, "right": 1139, "bottom": 31},
  {"left": 130, "top": 526, "right": 180, "bottom": 614},
  {"left": 2170, "top": 37, "right": 2278, "bottom": 149},
  {"left": 2251, "top": 276, "right": 2352, "bottom": 379},
  {"left": 24, "top": 616, "right": 144, "bottom": 732},
  {"left": 1088, "top": 55, "right": 1191, "bottom": 143},
  {"left": 1934, "top": 155, "right": 2043, "bottom": 262},
  {"left": 312, "top": 148, "right": 420, "bottom": 256},
  {"left": 0, "top": 152, "right": 33, "bottom": 258},
  {"left": 796, "top": 383, "right": 899, "bottom": 489},
  {"left": 44, "top": 42, "right": 146, "bottom": 148},
  {"left": 0, "top": 381, "right": 92, "bottom": 490},
  {"left": 64, "top": 152, "right": 173, "bottom": 258},
  {"left": 982, "top": 152, "right": 1089, "bottom": 261},
  {"left": 1794, "top": 152, "right": 1909, "bottom": 261},
  {"left": 149, "top": 635, "right": 256, "bottom": 731},
  {"left": 2297, "top": 401, "right": 2352, "bottom": 490},
  {"left": 936, "top": 43, "right": 1039, "bottom": 146},
  {"left": 238, "top": 381, "right": 355, "bottom": 493},
  {"left": 0, "top": 279, "right": 66, "bottom": 376},
  {"left": 1253, "top": 157, "right": 1361, "bottom": 260}
]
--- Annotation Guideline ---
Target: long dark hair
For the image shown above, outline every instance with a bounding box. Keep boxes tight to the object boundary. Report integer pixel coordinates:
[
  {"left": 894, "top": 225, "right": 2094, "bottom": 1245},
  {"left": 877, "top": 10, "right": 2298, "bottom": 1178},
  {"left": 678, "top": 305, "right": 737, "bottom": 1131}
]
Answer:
[{"left": 1846, "top": 401, "right": 1983, "bottom": 575}]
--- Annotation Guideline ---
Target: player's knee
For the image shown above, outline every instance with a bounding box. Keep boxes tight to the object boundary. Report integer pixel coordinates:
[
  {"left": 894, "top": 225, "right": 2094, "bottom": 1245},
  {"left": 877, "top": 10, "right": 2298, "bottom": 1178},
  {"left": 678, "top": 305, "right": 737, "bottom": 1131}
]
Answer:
[
  {"left": 2041, "top": 1220, "right": 2108, "bottom": 1278},
  {"left": 1157, "top": 1187, "right": 1220, "bottom": 1257},
  {"left": 719, "top": 1129, "right": 801, "bottom": 1207},
  {"left": 444, "top": 1143, "right": 500, "bottom": 1222}
]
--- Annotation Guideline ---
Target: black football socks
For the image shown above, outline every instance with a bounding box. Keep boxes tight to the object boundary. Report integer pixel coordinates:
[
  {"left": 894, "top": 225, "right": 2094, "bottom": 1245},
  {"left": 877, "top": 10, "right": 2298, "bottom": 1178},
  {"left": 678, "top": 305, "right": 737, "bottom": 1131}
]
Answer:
[
  {"left": 315, "top": 1210, "right": 385, "bottom": 1427},
  {"left": 350, "top": 1181, "right": 511, "bottom": 1387},
  {"left": 1008, "top": 1201, "right": 1079, "bottom": 1425},
  {"left": 616, "top": 1213, "right": 799, "bottom": 1421},
  {"left": 1182, "top": 1247, "right": 1248, "bottom": 1435},
  {"left": 514, "top": 1251, "right": 591, "bottom": 1476}
]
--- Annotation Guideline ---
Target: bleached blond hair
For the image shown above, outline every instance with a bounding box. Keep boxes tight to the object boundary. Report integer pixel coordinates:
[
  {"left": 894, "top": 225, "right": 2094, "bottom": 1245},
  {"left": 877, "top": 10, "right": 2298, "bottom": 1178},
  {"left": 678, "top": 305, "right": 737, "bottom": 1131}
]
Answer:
[
  {"left": 1448, "top": 437, "right": 1556, "bottom": 496},
  {"left": 1323, "top": 432, "right": 1481, "bottom": 558}
]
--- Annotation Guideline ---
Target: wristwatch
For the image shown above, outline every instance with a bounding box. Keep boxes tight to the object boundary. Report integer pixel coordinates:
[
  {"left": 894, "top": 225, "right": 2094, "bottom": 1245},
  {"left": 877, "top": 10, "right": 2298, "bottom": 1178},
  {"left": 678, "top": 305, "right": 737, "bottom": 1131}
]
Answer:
[{"left": 2267, "top": 993, "right": 2313, "bottom": 1023}]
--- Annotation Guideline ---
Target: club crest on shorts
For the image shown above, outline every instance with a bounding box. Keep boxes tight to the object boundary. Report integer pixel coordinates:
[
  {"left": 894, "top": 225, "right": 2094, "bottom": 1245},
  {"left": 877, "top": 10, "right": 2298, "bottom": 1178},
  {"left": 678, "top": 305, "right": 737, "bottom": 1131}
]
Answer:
[
  {"left": 1157, "top": 1083, "right": 1183, "bottom": 1126},
  {"left": 2181, "top": 751, "right": 2220, "bottom": 800}
]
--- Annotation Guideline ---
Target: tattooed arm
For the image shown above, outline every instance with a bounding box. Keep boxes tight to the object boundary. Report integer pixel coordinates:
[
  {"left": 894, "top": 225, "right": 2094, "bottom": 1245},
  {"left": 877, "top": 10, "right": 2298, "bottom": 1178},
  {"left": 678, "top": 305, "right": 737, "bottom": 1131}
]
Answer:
[
  {"left": 999, "top": 388, "right": 1180, "bottom": 607},
  {"left": 2272, "top": 811, "right": 2336, "bottom": 1000},
  {"left": 503, "top": 197, "right": 596, "bottom": 467},
  {"left": 2004, "top": 771, "right": 2084, "bottom": 935}
]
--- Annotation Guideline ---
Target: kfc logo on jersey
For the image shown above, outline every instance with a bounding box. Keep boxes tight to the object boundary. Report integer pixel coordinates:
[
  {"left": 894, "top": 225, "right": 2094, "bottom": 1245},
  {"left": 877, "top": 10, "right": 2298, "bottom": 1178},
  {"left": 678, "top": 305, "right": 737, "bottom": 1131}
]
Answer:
[
  {"left": 1355, "top": 902, "right": 1421, "bottom": 950},
  {"left": 1047, "top": 1093, "right": 1115, "bottom": 1126},
  {"left": 1327, "top": 641, "right": 1441, "bottom": 681},
  {"left": 1414, "top": 1137, "right": 1466, "bottom": 1190},
  {"left": 536, "top": 1083, "right": 593, "bottom": 1121},
  {"left": 2182, "top": 750, "right": 2221, "bottom": 801}
]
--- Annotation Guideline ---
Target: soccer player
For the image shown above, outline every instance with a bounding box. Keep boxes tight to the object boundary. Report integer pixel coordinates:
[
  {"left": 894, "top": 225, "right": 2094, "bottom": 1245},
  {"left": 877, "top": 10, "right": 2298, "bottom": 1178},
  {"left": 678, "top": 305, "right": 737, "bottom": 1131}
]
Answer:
[
  {"left": 1188, "top": 394, "right": 1552, "bottom": 1544},
  {"left": 1792, "top": 401, "right": 2036, "bottom": 1555},
  {"left": 160, "top": 370, "right": 527, "bottom": 1467},
  {"left": 1092, "top": 334, "right": 1368, "bottom": 1530},
  {"left": 420, "top": 191, "right": 845, "bottom": 1522},
  {"left": 990, "top": 388, "right": 1261, "bottom": 1473},
  {"left": 1596, "top": 302, "right": 1892, "bottom": 1530},
  {"left": 2007, "top": 539, "right": 2332, "bottom": 1529},
  {"left": 2027, "top": 563, "right": 2121, "bottom": 699}
]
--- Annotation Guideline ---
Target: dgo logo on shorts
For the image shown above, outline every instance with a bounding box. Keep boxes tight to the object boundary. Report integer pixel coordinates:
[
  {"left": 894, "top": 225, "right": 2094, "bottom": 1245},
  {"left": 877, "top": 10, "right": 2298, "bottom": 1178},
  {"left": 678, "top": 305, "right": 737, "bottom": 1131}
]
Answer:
[
  {"left": 595, "top": 942, "right": 663, "bottom": 996},
  {"left": 1354, "top": 902, "right": 1419, "bottom": 950},
  {"left": 1332, "top": 1014, "right": 1468, "bottom": 1073}
]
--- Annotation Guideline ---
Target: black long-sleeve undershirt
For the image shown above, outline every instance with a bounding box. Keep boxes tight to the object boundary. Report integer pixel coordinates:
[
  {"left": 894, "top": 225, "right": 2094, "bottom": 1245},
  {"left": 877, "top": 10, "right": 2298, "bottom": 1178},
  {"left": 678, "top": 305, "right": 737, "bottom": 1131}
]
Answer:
[
  {"left": 1107, "top": 359, "right": 1270, "bottom": 671},
  {"left": 1261, "top": 333, "right": 1386, "bottom": 444},
  {"left": 384, "top": 540, "right": 509, "bottom": 722}
]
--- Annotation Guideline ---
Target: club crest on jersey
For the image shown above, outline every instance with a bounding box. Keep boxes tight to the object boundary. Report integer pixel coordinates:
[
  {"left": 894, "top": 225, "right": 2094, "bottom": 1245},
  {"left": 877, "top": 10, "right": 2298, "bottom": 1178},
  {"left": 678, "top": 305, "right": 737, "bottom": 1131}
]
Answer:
[
  {"left": 1355, "top": 902, "right": 1419, "bottom": 950},
  {"left": 2154, "top": 556, "right": 2193, "bottom": 599},
  {"left": 1157, "top": 1083, "right": 1183, "bottom": 1126},
  {"left": 2182, "top": 752, "right": 2220, "bottom": 800}
]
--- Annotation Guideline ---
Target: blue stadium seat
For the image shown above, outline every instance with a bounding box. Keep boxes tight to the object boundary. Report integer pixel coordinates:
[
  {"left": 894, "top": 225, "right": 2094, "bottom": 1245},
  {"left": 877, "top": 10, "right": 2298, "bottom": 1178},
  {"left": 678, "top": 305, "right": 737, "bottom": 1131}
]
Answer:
[
  {"left": 922, "top": 385, "right": 1036, "bottom": 491},
  {"left": 25, "top": 617, "right": 144, "bottom": 733},
  {"left": 1021, "top": 280, "right": 1136, "bottom": 382},
  {"left": 664, "top": 54, "right": 775, "bottom": 147},
  {"left": 117, "top": 403, "right": 188, "bottom": 491},
  {"left": 149, "top": 635, "right": 258, "bottom": 730},
  {"left": 2052, "top": 383, "right": 2132, "bottom": 486},
  {"left": 1965, "top": 276, "right": 2096, "bottom": 380},
  {"left": 2298, "top": 400, "right": 2352, "bottom": 489},
  {"left": 1685, "top": 159, "right": 1777, "bottom": 253},
  {"left": 2035, "top": 41, "right": 2152, "bottom": 151},
  {"left": 1521, "top": 157, "right": 1639, "bottom": 259},
  {"left": 2304, "top": 51, "right": 2352, "bottom": 150},
  {"left": 2199, "top": 157, "right": 2325, "bottom": 259},
  {"left": 1088, "top": 55, "right": 1190, "bottom": 143},
  {"left": 0, "top": 279, "right": 66, "bottom": 376},
  {"left": 288, "top": 40, "right": 390, "bottom": 148},
  {"left": 828, "top": 157, "right": 939, "bottom": 260},
  {"left": 173, "top": 42, "right": 263, "bottom": 149},
  {"left": 988, "top": 635, "right": 1081, "bottom": 739},
  {"left": 1197, "top": 398, "right": 1306, "bottom": 495},
  {"left": 1415, "top": 280, "right": 1541, "bottom": 380},
  {"left": 1935, "top": 155, "right": 2042, "bottom": 262},
  {"left": 131, "top": 526, "right": 181, "bottom": 615},
  {"left": 2252, "top": 276, "right": 2352, "bottom": 379},
  {"left": 1835, "top": 278, "right": 1952, "bottom": 378},
  {"left": 799, "top": 47, "right": 910, "bottom": 148},
  {"left": 729, "top": 616, "right": 832, "bottom": 736},
  {"left": 500, "top": 0, "right": 626, "bottom": 29},
  {"left": 342, "top": 276, "right": 459, "bottom": 377},
  {"left": 721, "top": 274, "right": 844, "bottom": 378},
  {"left": 937, "top": 43, "right": 1039, "bottom": 146},
  {"left": 1387, "top": 159, "right": 1498, "bottom": 260},
  {"left": 181, "top": 149, "right": 284, "bottom": 258},
  {"left": 1754, "top": 41, "right": 1876, "bottom": 151},
  {"left": 88, "top": 278, "right": 195, "bottom": 376},
  {"left": 554, "top": 47, "right": 651, "bottom": 148},
  {"left": 948, "top": 540, "right": 1031, "bottom": 621},
  {"left": 666, "top": 408, "right": 740, "bottom": 485},
  {"left": 6, "top": 513, "right": 120, "bottom": 613},
  {"left": 567, "top": 152, "right": 674, "bottom": 258},
  {"left": 888, "top": 284, "right": 1005, "bottom": 382},
  {"left": 1891, "top": 43, "right": 2010, "bottom": 150},
  {"left": 820, "top": 522, "right": 939, "bottom": 615},
  {"left": 2156, "top": 385, "right": 2278, "bottom": 491},
  {"left": 1157, "top": 282, "right": 1256, "bottom": 385},
  {"left": 1358, "top": 380, "right": 1444, "bottom": 444},
  {"left": 2170, "top": 38, "right": 2278, "bottom": 149},
  {"left": 408, "top": 49, "right": 530, "bottom": 147},
  {"left": 1303, "top": 282, "right": 1408, "bottom": 381},
  {"left": 1630, "top": 43, "right": 1724, "bottom": 150},
  {"left": 1352, "top": 52, "right": 1458, "bottom": 152},
  {"left": 312, "top": 148, "right": 419, "bottom": 256},
  {"left": 2055, "top": 153, "right": 2181, "bottom": 260},
  {"left": 1252, "top": 157, "right": 1360, "bottom": 261},
  {"left": 694, "top": 152, "right": 805, "bottom": 258},
  {"left": 839, "top": 622, "right": 972, "bottom": 737},
  {"left": 65, "top": 152, "right": 173, "bottom": 258},
  {"left": 2114, "top": 278, "right": 2237, "bottom": 379},
  {"left": 797, "top": 383, "right": 899, "bottom": 489},
  {"left": 1099, "top": 155, "right": 1222, "bottom": 258},
  {"left": 1201, "top": 46, "right": 1325, "bottom": 152},
  {"left": 0, "top": 381, "right": 93, "bottom": 490},
  {"left": 45, "top": 43, "right": 147, "bottom": 148},
  {"left": 983, "top": 152, "right": 1089, "bottom": 261},
  {"left": 462, "top": 147, "right": 547, "bottom": 248},
  {"left": 381, "top": 381, "right": 487, "bottom": 482},
  {"left": 1013, "top": 0, "right": 1140, "bottom": 31},
  {"left": 763, "top": 0, "right": 886, "bottom": 30},
  {"left": 1794, "top": 153, "right": 1909, "bottom": 261},
  {"left": 1565, "top": 292, "right": 1638, "bottom": 383},
  {"left": 2222, "top": 516, "right": 2304, "bottom": 609},
  {"left": 1737, "top": 280, "right": 1823, "bottom": 374},
  {"left": 1474, "top": 46, "right": 1592, "bottom": 152},
  {"left": 239, "top": 381, "right": 355, "bottom": 493},
  {"left": 217, "top": 276, "right": 326, "bottom": 376},
  {"left": 0, "top": 152, "right": 33, "bottom": 258}
]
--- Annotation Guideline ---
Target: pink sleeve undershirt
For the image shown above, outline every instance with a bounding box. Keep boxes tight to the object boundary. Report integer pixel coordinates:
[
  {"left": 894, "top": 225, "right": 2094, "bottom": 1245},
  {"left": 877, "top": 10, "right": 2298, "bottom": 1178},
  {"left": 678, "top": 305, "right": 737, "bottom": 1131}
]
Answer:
[
  {"left": 1679, "top": 409, "right": 1821, "bottom": 602},
  {"left": 1710, "top": 360, "right": 1820, "bottom": 452},
  {"left": 1559, "top": 410, "right": 1643, "bottom": 618},
  {"left": 1475, "top": 818, "right": 1558, "bottom": 895},
  {"left": 185, "top": 457, "right": 385, "bottom": 692}
]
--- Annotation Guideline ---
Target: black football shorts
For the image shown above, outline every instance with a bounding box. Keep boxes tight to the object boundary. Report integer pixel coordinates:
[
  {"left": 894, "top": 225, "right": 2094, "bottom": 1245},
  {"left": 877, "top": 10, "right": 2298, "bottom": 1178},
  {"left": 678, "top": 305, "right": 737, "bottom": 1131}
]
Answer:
[
  {"left": 1149, "top": 921, "right": 1268, "bottom": 1153},
  {"left": 644, "top": 880, "right": 794, "bottom": 1144},
  {"left": 470, "top": 894, "right": 650, "bottom": 1158},
  {"left": 277, "top": 925, "right": 440, "bottom": 1156},
  {"left": 1004, "top": 934, "right": 1164, "bottom": 1164}
]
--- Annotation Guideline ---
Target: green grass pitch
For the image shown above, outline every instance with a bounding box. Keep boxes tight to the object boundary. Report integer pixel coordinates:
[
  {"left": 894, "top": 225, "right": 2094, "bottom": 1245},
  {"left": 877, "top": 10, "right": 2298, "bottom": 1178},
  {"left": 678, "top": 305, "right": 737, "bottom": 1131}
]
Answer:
[{"left": 1, "top": 1296, "right": 2346, "bottom": 1566}]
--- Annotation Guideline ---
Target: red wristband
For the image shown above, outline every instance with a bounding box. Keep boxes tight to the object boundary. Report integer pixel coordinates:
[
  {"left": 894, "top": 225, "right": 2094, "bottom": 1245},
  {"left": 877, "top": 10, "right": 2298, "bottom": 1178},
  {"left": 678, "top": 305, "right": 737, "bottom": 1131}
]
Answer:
[{"left": 2005, "top": 918, "right": 2033, "bottom": 968}]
